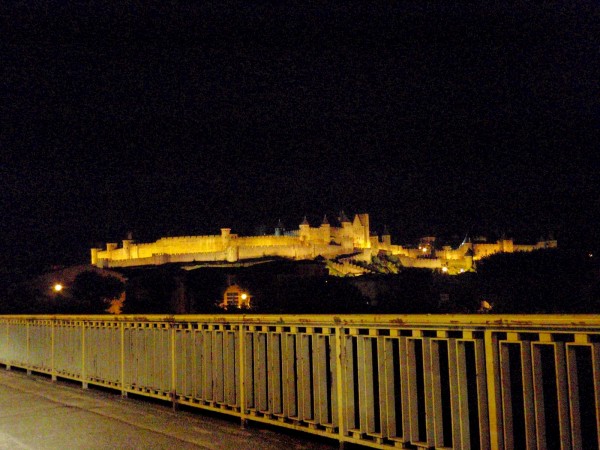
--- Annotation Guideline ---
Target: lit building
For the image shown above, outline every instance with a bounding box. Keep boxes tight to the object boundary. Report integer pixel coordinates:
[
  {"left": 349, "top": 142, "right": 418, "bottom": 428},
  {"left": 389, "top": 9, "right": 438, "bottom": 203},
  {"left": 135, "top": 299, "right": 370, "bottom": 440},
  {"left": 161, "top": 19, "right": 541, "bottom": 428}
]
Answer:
[
  {"left": 90, "top": 213, "right": 557, "bottom": 276},
  {"left": 91, "top": 213, "right": 372, "bottom": 269},
  {"left": 219, "top": 285, "right": 251, "bottom": 310}
]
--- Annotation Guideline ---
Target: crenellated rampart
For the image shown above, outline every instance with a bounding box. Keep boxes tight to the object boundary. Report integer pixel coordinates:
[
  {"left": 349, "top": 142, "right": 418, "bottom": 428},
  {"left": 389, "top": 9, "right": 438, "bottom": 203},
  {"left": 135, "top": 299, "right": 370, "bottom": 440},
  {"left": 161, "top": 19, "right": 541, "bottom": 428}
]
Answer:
[{"left": 91, "top": 213, "right": 556, "bottom": 272}]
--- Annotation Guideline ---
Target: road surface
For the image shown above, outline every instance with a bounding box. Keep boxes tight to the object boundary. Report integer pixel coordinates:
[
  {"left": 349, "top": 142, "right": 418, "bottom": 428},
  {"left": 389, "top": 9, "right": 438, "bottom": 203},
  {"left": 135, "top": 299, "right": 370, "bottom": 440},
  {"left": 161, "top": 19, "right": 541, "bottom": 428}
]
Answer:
[{"left": 0, "top": 369, "right": 335, "bottom": 450}]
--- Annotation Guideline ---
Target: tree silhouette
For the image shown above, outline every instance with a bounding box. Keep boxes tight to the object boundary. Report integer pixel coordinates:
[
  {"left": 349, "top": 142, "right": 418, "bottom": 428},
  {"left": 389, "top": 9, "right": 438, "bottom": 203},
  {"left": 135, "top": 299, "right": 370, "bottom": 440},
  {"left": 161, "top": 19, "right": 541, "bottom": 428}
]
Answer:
[
  {"left": 475, "top": 249, "right": 599, "bottom": 313},
  {"left": 122, "top": 266, "right": 178, "bottom": 314},
  {"left": 69, "top": 271, "right": 125, "bottom": 314}
]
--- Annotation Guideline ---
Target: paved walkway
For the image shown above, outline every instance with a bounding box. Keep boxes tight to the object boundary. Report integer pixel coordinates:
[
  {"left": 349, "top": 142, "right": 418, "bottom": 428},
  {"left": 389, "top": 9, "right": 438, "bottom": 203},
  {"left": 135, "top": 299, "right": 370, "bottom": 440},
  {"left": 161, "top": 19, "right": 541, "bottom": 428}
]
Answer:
[{"left": 0, "top": 369, "right": 335, "bottom": 450}]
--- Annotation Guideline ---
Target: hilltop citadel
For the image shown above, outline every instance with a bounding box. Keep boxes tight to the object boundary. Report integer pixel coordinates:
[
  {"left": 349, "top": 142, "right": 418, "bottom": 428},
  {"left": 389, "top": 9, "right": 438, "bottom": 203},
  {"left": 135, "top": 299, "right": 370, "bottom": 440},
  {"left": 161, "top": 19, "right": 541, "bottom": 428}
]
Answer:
[{"left": 91, "top": 213, "right": 557, "bottom": 275}]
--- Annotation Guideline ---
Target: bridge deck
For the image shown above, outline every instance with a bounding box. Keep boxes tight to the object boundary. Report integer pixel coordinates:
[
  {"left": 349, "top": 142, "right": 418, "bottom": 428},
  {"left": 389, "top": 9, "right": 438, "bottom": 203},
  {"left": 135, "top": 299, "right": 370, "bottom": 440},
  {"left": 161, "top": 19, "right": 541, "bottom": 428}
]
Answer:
[{"left": 0, "top": 369, "right": 333, "bottom": 450}]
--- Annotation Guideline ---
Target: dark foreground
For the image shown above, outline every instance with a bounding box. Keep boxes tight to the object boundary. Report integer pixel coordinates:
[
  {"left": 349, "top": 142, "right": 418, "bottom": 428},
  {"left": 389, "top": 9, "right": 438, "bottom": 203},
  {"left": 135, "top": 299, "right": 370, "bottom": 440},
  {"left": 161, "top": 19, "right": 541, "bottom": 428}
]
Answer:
[{"left": 0, "top": 369, "right": 334, "bottom": 450}]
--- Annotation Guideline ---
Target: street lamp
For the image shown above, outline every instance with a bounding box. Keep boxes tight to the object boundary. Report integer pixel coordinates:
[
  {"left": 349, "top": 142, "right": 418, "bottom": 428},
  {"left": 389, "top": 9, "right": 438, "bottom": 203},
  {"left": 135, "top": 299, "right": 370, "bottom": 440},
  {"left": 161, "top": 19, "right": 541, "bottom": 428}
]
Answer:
[
  {"left": 53, "top": 283, "right": 63, "bottom": 293},
  {"left": 240, "top": 292, "right": 250, "bottom": 309}
]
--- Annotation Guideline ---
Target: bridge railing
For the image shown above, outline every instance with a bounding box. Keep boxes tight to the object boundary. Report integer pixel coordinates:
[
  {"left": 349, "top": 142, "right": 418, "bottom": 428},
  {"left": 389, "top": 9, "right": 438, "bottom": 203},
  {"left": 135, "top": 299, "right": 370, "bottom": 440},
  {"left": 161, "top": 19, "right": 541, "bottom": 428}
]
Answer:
[{"left": 0, "top": 314, "right": 599, "bottom": 449}]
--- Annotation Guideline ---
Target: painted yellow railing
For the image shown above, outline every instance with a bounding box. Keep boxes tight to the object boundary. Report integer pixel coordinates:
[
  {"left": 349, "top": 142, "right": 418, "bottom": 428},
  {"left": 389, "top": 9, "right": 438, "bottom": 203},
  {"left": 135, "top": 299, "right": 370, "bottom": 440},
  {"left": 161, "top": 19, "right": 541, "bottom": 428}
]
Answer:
[{"left": 0, "top": 314, "right": 599, "bottom": 449}]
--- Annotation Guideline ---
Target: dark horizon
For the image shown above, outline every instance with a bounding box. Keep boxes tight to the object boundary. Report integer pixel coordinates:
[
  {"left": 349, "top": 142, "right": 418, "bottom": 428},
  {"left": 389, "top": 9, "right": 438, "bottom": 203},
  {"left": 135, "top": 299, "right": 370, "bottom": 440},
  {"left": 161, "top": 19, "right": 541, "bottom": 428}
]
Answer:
[{"left": 1, "top": 2, "right": 598, "bottom": 279}]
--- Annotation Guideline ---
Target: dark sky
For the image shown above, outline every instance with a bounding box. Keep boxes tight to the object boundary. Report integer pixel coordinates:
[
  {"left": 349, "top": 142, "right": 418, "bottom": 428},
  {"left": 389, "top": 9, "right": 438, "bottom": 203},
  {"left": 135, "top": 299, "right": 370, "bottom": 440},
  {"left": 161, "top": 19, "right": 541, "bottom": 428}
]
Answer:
[{"left": 1, "top": 2, "right": 598, "bottom": 278}]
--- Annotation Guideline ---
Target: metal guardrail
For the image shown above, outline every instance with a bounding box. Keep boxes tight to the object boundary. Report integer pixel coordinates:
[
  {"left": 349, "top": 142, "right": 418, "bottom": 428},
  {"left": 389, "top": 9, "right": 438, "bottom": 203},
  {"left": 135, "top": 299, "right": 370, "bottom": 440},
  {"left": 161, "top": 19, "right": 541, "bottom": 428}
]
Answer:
[{"left": 0, "top": 314, "right": 599, "bottom": 449}]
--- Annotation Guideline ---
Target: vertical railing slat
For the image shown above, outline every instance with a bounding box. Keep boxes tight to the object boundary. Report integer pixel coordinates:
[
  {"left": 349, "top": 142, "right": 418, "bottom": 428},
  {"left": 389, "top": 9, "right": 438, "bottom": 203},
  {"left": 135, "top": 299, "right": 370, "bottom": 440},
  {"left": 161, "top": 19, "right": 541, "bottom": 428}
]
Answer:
[
  {"left": 485, "top": 330, "right": 502, "bottom": 450},
  {"left": 521, "top": 341, "right": 537, "bottom": 450}
]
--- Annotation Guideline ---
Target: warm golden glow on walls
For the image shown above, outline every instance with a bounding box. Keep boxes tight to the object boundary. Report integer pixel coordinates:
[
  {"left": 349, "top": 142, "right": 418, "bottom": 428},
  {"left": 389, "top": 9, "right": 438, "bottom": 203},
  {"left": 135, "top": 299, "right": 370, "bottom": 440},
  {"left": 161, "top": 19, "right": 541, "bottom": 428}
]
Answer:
[{"left": 91, "top": 213, "right": 557, "bottom": 276}]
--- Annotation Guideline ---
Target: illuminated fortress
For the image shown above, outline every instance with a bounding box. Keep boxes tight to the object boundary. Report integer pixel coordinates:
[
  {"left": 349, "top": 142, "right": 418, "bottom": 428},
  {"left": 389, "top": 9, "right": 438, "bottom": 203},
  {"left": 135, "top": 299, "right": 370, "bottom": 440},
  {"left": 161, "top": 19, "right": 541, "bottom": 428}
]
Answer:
[{"left": 91, "top": 213, "right": 557, "bottom": 275}]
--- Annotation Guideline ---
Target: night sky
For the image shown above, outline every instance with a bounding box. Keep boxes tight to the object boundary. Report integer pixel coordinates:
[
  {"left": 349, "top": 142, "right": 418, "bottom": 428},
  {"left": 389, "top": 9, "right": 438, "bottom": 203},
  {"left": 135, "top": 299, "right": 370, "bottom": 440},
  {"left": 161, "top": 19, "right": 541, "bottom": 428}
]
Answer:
[{"left": 1, "top": 2, "right": 598, "bottom": 279}]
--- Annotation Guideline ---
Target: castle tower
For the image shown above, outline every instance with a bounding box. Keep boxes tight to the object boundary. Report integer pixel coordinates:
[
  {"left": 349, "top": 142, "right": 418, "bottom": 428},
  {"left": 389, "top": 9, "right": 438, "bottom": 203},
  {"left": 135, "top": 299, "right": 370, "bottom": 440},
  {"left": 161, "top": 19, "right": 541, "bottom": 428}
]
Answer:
[
  {"left": 90, "top": 248, "right": 100, "bottom": 265},
  {"left": 106, "top": 243, "right": 118, "bottom": 258},
  {"left": 500, "top": 237, "right": 514, "bottom": 253},
  {"left": 336, "top": 211, "right": 352, "bottom": 250},
  {"left": 299, "top": 216, "right": 310, "bottom": 242},
  {"left": 460, "top": 238, "right": 474, "bottom": 258},
  {"left": 226, "top": 245, "right": 239, "bottom": 262},
  {"left": 320, "top": 215, "right": 330, "bottom": 243},
  {"left": 382, "top": 225, "right": 391, "bottom": 246},
  {"left": 274, "top": 219, "right": 284, "bottom": 236},
  {"left": 358, "top": 214, "right": 370, "bottom": 246},
  {"left": 221, "top": 228, "right": 231, "bottom": 248},
  {"left": 339, "top": 211, "right": 352, "bottom": 238},
  {"left": 464, "top": 247, "right": 474, "bottom": 271},
  {"left": 352, "top": 213, "right": 371, "bottom": 248},
  {"left": 122, "top": 236, "right": 134, "bottom": 259}
]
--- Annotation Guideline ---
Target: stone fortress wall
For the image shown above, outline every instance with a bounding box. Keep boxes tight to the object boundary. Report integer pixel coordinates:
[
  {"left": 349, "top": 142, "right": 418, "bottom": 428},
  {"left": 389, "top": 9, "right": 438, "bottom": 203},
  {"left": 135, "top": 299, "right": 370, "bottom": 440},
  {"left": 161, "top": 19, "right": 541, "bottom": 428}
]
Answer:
[{"left": 91, "top": 212, "right": 557, "bottom": 275}]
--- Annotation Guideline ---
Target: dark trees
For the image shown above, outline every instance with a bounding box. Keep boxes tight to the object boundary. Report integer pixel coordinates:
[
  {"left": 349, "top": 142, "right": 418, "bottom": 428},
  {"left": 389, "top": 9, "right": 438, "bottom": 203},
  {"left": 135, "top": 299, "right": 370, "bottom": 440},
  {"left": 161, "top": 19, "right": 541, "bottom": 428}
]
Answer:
[
  {"left": 69, "top": 271, "right": 125, "bottom": 314},
  {"left": 122, "top": 267, "right": 177, "bottom": 314},
  {"left": 475, "top": 249, "right": 599, "bottom": 313}
]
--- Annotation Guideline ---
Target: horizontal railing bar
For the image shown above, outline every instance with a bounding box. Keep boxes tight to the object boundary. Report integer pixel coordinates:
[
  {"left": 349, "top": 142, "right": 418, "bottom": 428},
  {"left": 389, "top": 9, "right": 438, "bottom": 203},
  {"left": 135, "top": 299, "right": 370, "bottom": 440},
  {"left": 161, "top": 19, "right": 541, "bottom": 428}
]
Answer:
[{"left": 1, "top": 314, "right": 600, "bottom": 330}]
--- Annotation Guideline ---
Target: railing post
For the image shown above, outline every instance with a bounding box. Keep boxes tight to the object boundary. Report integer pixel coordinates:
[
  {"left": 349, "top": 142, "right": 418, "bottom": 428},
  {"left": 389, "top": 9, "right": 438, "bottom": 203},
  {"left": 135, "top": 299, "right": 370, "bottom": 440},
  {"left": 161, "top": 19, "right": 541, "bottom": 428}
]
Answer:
[
  {"left": 82, "top": 321, "right": 88, "bottom": 389},
  {"left": 120, "top": 321, "right": 127, "bottom": 397},
  {"left": 335, "top": 324, "right": 346, "bottom": 449},
  {"left": 554, "top": 343, "right": 572, "bottom": 448},
  {"left": 51, "top": 320, "right": 56, "bottom": 382},
  {"left": 592, "top": 343, "right": 600, "bottom": 446},
  {"left": 475, "top": 338, "right": 491, "bottom": 448},
  {"left": 26, "top": 320, "right": 31, "bottom": 375},
  {"left": 521, "top": 342, "right": 536, "bottom": 449},
  {"left": 5, "top": 319, "right": 10, "bottom": 370},
  {"left": 239, "top": 323, "right": 247, "bottom": 428},
  {"left": 484, "top": 329, "right": 501, "bottom": 450},
  {"left": 171, "top": 322, "right": 178, "bottom": 411}
]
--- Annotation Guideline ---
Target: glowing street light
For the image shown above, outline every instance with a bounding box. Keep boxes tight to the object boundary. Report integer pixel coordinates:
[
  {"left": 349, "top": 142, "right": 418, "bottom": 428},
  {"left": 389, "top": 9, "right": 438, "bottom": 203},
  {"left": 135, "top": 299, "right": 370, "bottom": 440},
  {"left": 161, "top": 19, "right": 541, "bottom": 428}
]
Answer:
[
  {"left": 53, "top": 283, "right": 63, "bottom": 293},
  {"left": 239, "top": 292, "right": 251, "bottom": 309}
]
